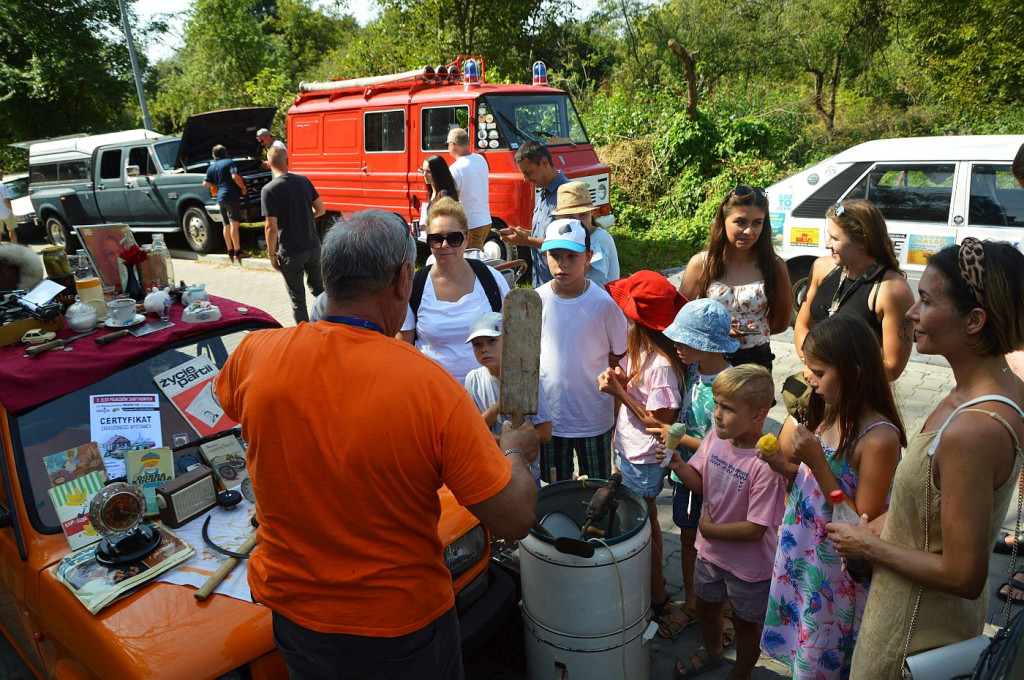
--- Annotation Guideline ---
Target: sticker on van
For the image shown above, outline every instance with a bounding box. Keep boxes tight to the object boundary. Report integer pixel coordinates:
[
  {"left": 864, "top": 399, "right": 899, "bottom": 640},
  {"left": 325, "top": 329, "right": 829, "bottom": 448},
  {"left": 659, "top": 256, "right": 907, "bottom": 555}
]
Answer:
[
  {"left": 791, "top": 227, "right": 820, "bottom": 247},
  {"left": 907, "top": 234, "right": 954, "bottom": 265},
  {"left": 770, "top": 212, "right": 785, "bottom": 247},
  {"left": 889, "top": 233, "right": 907, "bottom": 260}
]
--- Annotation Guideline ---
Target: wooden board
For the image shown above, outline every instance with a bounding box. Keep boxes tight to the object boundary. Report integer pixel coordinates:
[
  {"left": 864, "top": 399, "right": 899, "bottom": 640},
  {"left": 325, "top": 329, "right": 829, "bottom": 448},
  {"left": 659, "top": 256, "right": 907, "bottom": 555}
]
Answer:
[{"left": 499, "top": 288, "right": 542, "bottom": 427}]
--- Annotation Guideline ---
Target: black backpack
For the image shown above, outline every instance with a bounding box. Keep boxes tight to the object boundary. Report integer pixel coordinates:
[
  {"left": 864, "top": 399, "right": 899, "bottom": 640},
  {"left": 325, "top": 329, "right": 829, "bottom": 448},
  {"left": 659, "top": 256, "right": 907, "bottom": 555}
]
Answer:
[{"left": 409, "top": 259, "right": 503, "bottom": 317}]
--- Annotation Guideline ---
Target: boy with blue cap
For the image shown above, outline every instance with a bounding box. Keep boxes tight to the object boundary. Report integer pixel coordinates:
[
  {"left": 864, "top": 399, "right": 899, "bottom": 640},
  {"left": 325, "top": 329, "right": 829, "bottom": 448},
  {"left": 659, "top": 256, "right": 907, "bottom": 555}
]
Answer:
[
  {"left": 537, "top": 218, "right": 627, "bottom": 482},
  {"left": 464, "top": 311, "right": 552, "bottom": 485}
]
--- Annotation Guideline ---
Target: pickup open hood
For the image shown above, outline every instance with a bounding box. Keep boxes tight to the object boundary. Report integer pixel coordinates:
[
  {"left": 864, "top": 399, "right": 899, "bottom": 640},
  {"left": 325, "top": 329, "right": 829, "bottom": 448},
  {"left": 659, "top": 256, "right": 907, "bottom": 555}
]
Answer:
[{"left": 175, "top": 107, "right": 277, "bottom": 169}]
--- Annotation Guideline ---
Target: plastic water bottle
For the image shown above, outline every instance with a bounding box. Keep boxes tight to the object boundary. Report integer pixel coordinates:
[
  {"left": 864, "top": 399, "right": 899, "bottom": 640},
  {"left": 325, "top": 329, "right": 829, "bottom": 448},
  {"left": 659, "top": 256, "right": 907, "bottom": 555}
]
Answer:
[{"left": 829, "top": 489, "right": 872, "bottom": 582}]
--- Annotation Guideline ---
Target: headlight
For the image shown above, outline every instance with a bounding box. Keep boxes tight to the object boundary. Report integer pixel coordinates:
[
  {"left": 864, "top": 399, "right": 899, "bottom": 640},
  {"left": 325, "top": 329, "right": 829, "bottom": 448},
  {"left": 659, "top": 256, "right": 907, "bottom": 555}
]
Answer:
[
  {"left": 444, "top": 525, "right": 486, "bottom": 580},
  {"left": 597, "top": 183, "right": 608, "bottom": 201}
]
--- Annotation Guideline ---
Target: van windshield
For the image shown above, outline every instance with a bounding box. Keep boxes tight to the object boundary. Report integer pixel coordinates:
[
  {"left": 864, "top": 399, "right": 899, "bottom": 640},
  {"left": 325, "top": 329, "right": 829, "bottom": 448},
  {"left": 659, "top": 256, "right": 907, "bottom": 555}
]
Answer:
[{"left": 482, "top": 94, "right": 589, "bottom": 149}]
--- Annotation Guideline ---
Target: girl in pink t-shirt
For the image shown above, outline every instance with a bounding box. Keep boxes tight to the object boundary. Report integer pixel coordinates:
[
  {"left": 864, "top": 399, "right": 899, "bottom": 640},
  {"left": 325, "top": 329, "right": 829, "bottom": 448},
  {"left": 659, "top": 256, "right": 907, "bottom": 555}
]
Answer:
[{"left": 598, "top": 271, "right": 686, "bottom": 628}]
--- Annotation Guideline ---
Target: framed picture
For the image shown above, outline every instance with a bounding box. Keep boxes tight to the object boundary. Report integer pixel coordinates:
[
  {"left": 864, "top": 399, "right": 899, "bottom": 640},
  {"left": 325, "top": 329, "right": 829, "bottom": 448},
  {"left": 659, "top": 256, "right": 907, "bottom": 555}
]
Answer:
[{"left": 75, "top": 224, "right": 136, "bottom": 292}]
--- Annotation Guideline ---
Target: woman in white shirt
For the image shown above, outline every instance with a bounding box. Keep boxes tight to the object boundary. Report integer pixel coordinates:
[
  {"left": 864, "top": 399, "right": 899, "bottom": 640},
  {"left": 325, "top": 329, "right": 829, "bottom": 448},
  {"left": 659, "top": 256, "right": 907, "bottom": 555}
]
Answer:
[
  {"left": 418, "top": 155, "right": 459, "bottom": 226},
  {"left": 399, "top": 197, "right": 509, "bottom": 383}
]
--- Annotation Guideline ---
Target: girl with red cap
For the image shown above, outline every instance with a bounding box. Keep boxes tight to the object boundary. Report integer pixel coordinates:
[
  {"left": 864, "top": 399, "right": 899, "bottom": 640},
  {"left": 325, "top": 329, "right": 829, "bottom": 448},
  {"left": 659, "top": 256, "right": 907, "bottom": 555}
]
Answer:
[{"left": 599, "top": 270, "right": 688, "bottom": 627}]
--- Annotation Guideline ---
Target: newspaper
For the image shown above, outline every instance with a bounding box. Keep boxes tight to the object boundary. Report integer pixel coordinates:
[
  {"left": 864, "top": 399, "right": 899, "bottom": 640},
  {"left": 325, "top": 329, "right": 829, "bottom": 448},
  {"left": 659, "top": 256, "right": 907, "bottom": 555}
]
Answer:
[{"left": 51, "top": 523, "right": 194, "bottom": 614}]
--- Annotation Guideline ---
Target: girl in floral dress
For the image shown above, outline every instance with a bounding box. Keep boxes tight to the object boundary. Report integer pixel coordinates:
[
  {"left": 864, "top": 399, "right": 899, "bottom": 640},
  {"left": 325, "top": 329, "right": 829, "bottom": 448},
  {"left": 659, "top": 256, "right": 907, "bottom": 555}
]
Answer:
[
  {"left": 758, "top": 314, "right": 905, "bottom": 679},
  {"left": 679, "top": 185, "right": 792, "bottom": 373}
]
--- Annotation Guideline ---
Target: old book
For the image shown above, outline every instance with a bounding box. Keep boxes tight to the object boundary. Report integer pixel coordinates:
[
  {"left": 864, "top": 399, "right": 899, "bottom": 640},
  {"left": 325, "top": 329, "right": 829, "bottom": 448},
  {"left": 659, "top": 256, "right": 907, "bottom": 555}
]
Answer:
[{"left": 126, "top": 448, "right": 175, "bottom": 516}]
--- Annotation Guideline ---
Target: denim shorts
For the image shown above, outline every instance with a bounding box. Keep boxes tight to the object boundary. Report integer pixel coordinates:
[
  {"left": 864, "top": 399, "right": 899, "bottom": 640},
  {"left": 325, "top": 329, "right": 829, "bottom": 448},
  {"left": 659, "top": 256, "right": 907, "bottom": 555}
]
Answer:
[
  {"left": 671, "top": 480, "right": 703, "bottom": 529},
  {"left": 615, "top": 453, "right": 667, "bottom": 498}
]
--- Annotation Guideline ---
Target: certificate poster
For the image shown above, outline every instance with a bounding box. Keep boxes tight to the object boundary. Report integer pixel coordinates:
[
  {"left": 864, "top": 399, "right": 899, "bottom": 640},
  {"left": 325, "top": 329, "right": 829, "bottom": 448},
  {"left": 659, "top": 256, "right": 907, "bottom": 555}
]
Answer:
[
  {"left": 89, "top": 394, "right": 162, "bottom": 479},
  {"left": 153, "top": 356, "right": 237, "bottom": 438},
  {"left": 907, "top": 234, "right": 955, "bottom": 265}
]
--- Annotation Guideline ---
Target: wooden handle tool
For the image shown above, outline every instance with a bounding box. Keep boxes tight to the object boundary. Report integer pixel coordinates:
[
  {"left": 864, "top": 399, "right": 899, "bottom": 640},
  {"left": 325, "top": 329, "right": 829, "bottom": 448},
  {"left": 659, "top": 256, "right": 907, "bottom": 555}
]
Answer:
[
  {"left": 194, "top": 533, "right": 257, "bottom": 601},
  {"left": 25, "top": 339, "right": 64, "bottom": 356},
  {"left": 499, "top": 288, "right": 542, "bottom": 427},
  {"left": 95, "top": 330, "right": 130, "bottom": 346}
]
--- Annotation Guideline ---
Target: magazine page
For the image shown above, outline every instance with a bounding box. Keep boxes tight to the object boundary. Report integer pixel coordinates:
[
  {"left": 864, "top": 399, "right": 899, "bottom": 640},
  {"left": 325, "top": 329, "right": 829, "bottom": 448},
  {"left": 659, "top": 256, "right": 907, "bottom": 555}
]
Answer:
[
  {"left": 43, "top": 442, "right": 107, "bottom": 488},
  {"left": 51, "top": 524, "right": 195, "bottom": 615},
  {"left": 153, "top": 356, "right": 237, "bottom": 438}
]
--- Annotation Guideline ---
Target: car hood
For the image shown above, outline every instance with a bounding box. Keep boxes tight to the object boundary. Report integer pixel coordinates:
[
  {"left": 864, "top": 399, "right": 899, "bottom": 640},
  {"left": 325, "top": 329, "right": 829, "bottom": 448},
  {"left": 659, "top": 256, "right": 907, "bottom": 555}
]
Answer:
[{"left": 176, "top": 107, "right": 277, "bottom": 169}]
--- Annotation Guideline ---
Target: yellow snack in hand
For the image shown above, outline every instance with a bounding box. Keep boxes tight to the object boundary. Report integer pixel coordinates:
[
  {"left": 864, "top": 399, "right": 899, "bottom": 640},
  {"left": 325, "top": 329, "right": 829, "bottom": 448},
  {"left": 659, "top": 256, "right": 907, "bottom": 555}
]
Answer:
[{"left": 757, "top": 433, "right": 779, "bottom": 457}]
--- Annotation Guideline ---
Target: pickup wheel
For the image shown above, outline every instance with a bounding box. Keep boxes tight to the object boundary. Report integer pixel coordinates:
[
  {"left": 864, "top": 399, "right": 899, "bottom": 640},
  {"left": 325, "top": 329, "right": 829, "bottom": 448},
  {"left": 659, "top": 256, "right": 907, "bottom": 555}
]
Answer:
[
  {"left": 45, "top": 215, "right": 76, "bottom": 248},
  {"left": 181, "top": 206, "right": 219, "bottom": 255},
  {"left": 788, "top": 260, "right": 813, "bottom": 328}
]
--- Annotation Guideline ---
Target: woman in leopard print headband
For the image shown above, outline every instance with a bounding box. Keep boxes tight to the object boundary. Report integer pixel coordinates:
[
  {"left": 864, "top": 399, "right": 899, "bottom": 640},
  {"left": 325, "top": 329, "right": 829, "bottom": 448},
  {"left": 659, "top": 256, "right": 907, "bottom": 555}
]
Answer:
[{"left": 829, "top": 238, "right": 1024, "bottom": 679}]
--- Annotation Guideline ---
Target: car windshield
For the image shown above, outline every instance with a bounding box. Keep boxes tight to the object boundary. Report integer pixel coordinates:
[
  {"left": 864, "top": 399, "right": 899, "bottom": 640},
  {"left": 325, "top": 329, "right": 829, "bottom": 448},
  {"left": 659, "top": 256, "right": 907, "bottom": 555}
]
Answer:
[
  {"left": 153, "top": 140, "right": 181, "bottom": 172},
  {"left": 482, "top": 94, "right": 589, "bottom": 149},
  {"left": 3, "top": 177, "right": 29, "bottom": 199},
  {"left": 8, "top": 326, "right": 266, "bottom": 533}
]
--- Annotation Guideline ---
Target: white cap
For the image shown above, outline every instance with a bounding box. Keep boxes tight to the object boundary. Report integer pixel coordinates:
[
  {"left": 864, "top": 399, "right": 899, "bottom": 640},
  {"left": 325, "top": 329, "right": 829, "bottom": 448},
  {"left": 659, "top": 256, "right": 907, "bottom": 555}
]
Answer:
[
  {"left": 465, "top": 311, "right": 503, "bottom": 343},
  {"left": 540, "top": 218, "right": 587, "bottom": 253}
]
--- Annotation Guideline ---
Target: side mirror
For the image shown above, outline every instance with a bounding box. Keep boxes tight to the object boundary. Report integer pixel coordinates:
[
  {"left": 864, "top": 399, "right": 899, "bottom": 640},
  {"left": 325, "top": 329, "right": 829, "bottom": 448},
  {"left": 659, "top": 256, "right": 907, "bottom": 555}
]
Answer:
[{"left": 125, "top": 165, "right": 140, "bottom": 178}]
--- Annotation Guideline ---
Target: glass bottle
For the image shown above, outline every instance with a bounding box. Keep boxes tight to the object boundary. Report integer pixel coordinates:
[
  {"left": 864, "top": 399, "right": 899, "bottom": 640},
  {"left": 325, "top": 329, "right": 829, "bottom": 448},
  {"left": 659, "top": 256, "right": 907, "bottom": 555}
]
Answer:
[{"left": 150, "top": 234, "right": 174, "bottom": 289}]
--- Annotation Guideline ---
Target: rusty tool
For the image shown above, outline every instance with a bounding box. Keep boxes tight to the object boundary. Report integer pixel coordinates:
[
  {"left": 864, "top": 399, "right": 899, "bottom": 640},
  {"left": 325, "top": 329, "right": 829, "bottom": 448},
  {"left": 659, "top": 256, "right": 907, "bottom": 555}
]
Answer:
[
  {"left": 194, "top": 531, "right": 257, "bottom": 601},
  {"left": 26, "top": 329, "right": 97, "bottom": 356},
  {"left": 96, "top": 319, "right": 174, "bottom": 346}
]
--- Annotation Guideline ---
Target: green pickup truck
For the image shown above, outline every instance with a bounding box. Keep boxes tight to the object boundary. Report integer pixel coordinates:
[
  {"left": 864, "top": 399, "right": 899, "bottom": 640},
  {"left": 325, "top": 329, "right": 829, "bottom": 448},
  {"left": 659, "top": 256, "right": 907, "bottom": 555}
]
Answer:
[{"left": 29, "top": 108, "right": 275, "bottom": 254}]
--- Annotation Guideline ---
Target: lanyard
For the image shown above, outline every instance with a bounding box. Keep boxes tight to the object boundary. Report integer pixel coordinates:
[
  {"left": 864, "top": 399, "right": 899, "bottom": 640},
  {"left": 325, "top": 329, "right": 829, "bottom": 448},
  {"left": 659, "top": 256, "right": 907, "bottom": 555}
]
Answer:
[{"left": 322, "top": 315, "right": 385, "bottom": 335}]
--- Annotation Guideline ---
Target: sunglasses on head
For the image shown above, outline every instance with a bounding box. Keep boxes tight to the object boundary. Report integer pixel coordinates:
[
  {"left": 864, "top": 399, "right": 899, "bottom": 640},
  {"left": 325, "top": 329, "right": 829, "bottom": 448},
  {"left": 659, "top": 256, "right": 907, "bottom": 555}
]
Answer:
[
  {"left": 832, "top": 202, "right": 846, "bottom": 217},
  {"left": 730, "top": 185, "right": 767, "bottom": 199},
  {"left": 426, "top": 231, "right": 466, "bottom": 248}
]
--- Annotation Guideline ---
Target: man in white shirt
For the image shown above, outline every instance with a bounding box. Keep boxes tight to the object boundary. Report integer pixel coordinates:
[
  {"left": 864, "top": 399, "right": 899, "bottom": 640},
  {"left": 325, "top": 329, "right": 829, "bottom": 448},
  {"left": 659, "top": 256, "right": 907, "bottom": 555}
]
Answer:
[
  {"left": 446, "top": 128, "right": 491, "bottom": 250},
  {"left": 0, "top": 168, "right": 16, "bottom": 244}
]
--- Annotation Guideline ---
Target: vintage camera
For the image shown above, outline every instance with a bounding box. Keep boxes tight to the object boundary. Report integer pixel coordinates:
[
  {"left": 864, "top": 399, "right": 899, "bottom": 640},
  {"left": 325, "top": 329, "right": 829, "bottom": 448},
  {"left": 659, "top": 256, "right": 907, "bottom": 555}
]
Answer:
[{"left": 156, "top": 465, "right": 217, "bottom": 528}]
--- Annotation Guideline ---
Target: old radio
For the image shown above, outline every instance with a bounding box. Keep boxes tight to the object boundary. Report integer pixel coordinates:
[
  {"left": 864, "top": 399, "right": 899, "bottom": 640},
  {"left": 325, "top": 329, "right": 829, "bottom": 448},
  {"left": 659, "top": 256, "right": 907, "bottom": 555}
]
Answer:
[{"left": 156, "top": 465, "right": 217, "bottom": 528}]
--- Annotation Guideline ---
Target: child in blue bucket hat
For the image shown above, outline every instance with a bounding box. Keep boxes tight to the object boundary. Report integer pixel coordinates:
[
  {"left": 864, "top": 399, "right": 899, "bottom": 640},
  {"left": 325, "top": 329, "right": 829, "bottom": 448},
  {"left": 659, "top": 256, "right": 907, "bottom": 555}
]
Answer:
[{"left": 651, "top": 298, "right": 740, "bottom": 641}]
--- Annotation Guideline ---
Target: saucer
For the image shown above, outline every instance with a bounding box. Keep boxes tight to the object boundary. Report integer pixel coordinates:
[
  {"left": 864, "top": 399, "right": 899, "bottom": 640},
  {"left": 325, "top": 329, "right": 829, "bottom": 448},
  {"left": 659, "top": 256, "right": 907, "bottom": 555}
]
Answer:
[{"left": 104, "top": 314, "right": 145, "bottom": 329}]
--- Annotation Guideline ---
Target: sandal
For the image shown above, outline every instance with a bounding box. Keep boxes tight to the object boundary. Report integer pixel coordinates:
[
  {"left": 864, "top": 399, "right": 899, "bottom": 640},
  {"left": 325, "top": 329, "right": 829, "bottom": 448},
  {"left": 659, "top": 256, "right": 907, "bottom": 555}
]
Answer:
[
  {"left": 994, "top": 532, "right": 1020, "bottom": 555},
  {"left": 997, "top": 573, "right": 1024, "bottom": 604},
  {"left": 721, "top": 604, "right": 736, "bottom": 648},
  {"left": 657, "top": 606, "right": 698, "bottom": 640},
  {"left": 674, "top": 647, "right": 725, "bottom": 679}
]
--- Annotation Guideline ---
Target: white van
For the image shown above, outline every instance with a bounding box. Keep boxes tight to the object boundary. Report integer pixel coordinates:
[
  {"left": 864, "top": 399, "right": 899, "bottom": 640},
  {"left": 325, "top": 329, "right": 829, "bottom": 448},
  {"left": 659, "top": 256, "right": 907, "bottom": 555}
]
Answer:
[{"left": 768, "top": 135, "right": 1024, "bottom": 305}]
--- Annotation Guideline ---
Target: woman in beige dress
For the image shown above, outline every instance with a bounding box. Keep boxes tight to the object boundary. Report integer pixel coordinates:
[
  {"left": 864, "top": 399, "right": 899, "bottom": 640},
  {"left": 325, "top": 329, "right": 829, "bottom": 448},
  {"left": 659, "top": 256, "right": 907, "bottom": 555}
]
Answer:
[{"left": 828, "top": 238, "right": 1024, "bottom": 680}]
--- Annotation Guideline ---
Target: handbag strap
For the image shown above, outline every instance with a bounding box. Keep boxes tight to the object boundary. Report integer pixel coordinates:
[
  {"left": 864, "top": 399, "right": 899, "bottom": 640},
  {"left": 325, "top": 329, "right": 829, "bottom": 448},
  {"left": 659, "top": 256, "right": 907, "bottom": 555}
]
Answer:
[{"left": 901, "top": 395, "right": 1024, "bottom": 677}]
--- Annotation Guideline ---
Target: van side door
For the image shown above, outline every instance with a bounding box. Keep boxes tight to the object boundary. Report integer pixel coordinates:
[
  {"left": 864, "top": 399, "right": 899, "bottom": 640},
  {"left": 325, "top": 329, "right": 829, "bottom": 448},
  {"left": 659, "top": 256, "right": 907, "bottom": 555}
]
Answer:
[
  {"left": 960, "top": 161, "right": 1024, "bottom": 248},
  {"left": 94, "top": 148, "right": 131, "bottom": 223},
  {"left": 361, "top": 107, "right": 410, "bottom": 215},
  {"left": 842, "top": 161, "right": 958, "bottom": 291}
]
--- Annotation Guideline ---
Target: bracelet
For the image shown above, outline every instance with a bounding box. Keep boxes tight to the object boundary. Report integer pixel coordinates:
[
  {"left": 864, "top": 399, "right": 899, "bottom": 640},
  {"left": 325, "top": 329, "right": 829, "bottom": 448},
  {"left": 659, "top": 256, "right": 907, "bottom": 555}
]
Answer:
[{"left": 503, "top": 448, "right": 529, "bottom": 467}]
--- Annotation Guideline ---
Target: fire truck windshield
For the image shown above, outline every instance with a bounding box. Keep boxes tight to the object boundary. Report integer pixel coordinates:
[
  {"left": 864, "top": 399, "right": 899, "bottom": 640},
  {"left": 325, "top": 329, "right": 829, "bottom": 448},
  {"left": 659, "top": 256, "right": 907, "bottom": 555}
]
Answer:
[{"left": 483, "top": 94, "right": 589, "bottom": 148}]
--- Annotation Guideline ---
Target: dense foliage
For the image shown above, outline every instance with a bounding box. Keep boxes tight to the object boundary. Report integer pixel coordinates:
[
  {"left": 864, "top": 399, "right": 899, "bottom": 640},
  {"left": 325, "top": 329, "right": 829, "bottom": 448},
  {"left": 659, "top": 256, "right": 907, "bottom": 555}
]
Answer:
[{"left": 2, "top": 0, "right": 1021, "bottom": 271}]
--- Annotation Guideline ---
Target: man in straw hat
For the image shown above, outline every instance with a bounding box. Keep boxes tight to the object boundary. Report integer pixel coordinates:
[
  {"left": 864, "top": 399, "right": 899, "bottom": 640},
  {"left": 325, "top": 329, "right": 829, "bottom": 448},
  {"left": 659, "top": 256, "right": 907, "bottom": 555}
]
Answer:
[{"left": 551, "top": 181, "right": 619, "bottom": 286}]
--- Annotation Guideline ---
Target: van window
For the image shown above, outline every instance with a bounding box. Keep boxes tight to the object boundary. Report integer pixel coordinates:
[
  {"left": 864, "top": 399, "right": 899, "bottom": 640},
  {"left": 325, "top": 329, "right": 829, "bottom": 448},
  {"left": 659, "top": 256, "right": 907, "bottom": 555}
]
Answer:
[
  {"left": 969, "top": 164, "right": 1024, "bottom": 228},
  {"left": 421, "top": 106, "right": 470, "bottom": 152},
  {"left": 127, "top": 147, "right": 158, "bottom": 176},
  {"left": 846, "top": 163, "right": 955, "bottom": 223},
  {"left": 29, "top": 161, "right": 90, "bottom": 185},
  {"left": 364, "top": 110, "right": 405, "bottom": 153},
  {"left": 99, "top": 150, "right": 123, "bottom": 181},
  {"left": 485, "top": 94, "right": 589, "bottom": 148}
]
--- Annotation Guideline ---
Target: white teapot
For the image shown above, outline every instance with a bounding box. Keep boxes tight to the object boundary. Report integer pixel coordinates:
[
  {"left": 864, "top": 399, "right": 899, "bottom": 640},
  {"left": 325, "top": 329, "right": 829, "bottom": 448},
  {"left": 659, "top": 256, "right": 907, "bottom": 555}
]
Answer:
[{"left": 182, "top": 283, "right": 208, "bottom": 306}]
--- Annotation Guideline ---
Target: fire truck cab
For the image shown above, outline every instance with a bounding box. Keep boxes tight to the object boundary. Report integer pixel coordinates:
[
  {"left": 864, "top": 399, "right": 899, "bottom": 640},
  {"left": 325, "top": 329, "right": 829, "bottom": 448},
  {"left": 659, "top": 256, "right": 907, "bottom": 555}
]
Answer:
[{"left": 287, "top": 58, "right": 613, "bottom": 266}]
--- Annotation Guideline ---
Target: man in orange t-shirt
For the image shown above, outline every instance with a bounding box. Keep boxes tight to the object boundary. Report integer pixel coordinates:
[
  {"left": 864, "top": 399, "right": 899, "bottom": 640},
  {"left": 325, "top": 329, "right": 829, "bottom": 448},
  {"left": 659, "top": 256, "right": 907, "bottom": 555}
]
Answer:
[{"left": 216, "top": 209, "right": 538, "bottom": 680}]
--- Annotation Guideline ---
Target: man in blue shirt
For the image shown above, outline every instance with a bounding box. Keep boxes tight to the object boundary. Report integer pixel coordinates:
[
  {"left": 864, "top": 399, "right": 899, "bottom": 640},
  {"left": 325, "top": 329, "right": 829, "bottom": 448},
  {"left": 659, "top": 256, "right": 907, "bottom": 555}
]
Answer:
[
  {"left": 203, "top": 144, "right": 248, "bottom": 262},
  {"left": 500, "top": 141, "right": 567, "bottom": 287}
]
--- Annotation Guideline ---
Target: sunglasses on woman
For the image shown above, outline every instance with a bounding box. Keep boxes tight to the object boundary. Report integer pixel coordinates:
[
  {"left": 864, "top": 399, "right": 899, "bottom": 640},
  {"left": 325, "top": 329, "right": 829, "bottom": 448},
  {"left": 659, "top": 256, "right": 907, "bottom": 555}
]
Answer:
[
  {"left": 426, "top": 231, "right": 466, "bottom": 248},
  {"left": 730, "top": 185, "right": 767, "bottom": 198}
]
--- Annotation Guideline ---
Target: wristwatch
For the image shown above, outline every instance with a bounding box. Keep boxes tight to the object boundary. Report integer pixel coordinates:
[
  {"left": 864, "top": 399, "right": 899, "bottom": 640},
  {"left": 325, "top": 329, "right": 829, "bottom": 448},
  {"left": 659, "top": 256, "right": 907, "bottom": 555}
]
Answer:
[{"left": 503, "top": 448, "right": 529, "bottom": 467}]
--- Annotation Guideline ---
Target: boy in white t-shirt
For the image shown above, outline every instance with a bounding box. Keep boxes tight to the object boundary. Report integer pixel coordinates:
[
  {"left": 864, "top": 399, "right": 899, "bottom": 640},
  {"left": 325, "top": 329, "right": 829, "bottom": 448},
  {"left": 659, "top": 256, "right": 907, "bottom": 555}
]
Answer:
[
  {"left": 537, "top": 218, "right": 627, "bottom": 482},
  {"left": 464, "top": 311, "right": 552, "bottom": 485},
  {"left": 659, "top": 364, "right": 785, "bottom": 680}
]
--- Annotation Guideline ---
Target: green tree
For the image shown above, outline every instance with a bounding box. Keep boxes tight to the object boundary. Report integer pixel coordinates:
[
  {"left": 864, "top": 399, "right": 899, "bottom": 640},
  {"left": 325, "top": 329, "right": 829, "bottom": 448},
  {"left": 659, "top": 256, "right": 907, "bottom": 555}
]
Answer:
[{"left": 0, "top": 0, "right": 140, "bottom": 168}]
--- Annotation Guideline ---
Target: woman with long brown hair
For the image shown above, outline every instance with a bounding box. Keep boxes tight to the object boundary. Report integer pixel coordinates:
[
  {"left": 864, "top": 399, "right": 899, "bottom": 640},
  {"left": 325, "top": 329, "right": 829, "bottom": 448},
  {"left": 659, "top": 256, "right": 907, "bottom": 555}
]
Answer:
[
  {"left": 794, "top": 199, "right": 915, "bottom": 381},
  {"left": 680, "top": 186, "right": 792, "bottom": 372},
  {"left": 759, "top": 313, "right": 905, "bottom": 679}
]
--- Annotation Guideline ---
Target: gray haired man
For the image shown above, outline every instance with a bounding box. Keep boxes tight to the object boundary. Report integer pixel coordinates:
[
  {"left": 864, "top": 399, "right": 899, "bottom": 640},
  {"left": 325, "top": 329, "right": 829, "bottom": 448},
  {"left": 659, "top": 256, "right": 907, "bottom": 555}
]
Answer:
[{"left": 216, "top": 210, "right": 539, "bottom": 680}]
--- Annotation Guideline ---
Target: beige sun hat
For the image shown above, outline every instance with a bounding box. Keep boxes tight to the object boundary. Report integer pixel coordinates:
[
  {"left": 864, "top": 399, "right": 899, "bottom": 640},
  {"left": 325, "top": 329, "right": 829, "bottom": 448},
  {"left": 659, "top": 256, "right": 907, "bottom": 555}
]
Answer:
[{"left": 551, "top": 181, "right": 595, "bottom": 216}]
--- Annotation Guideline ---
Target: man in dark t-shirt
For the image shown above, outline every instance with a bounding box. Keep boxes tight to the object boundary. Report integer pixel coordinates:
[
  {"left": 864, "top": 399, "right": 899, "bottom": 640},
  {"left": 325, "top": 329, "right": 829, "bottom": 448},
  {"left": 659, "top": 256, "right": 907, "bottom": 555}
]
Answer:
[
  {"left": 203, "top": 144, "right": 248, "bottom": 262},
  {"left": 261, "top": 147, "right": 326, "bottom": 323}
]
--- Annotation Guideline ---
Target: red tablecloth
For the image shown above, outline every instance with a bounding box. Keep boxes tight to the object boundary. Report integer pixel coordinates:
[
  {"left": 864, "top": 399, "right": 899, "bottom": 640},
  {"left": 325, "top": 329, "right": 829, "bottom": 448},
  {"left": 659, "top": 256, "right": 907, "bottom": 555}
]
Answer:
[{"left": 0, "top": 296, "right": 279, "bottom": 413}]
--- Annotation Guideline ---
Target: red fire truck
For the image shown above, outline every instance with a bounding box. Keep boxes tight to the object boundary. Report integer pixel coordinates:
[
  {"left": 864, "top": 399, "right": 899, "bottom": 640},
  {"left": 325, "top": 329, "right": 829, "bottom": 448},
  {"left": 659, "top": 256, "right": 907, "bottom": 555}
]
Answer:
[{"left": 286, "top": 57, "right": 613, "bottom": 267}]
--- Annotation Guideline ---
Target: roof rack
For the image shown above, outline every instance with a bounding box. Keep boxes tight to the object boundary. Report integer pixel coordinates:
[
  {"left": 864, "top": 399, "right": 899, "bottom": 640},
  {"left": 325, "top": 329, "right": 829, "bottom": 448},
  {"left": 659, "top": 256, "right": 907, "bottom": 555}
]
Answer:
[{"left": 296, "top": 57, "right": 486, "bottom": 100}]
